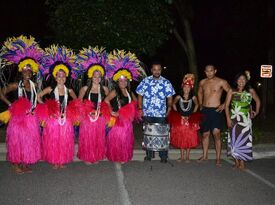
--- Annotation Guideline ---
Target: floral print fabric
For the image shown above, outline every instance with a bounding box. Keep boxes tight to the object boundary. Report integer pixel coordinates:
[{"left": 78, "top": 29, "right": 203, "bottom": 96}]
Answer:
[
  {"left": 136, "top": 76, "right": 175, "bottom": 117},
  {"left": 228, "top": 91, "right": 253, "bottom": 161}
]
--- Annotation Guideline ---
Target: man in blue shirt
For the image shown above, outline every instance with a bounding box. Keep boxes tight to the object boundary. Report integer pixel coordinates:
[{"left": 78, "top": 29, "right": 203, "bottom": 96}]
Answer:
[{"left": 136, "top": 62, "right": 175, "bottom": 163}]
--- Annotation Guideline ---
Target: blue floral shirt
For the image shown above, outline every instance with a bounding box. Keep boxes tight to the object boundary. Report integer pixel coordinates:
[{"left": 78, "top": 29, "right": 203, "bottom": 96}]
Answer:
[{"left": 136, "top": 75, "right": 175, "bottom": 117}]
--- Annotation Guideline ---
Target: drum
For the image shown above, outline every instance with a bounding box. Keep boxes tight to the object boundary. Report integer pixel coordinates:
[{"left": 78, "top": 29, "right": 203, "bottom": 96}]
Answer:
[{"left": 142, "top": 123, "right": 170, "bottom": 151}]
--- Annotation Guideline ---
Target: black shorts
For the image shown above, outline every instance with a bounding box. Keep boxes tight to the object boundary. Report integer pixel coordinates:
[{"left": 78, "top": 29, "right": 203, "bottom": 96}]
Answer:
[{"left": 201, "top": 107, "right": 223, "bottom": 133}]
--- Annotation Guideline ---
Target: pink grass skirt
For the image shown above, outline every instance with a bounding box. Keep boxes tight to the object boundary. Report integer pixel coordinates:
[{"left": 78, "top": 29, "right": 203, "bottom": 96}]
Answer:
[
  {"left": 77, "top": 115, "right": 106, "bottom": 163},
  {"left": 42, "top": 118, "right": 74, "bottom": 165},
  {"left": 106, "top": 120, "right": 134, "bottom": 163},
  {"left": 6, "top": 114, "right": 41, "bottom": 164}
]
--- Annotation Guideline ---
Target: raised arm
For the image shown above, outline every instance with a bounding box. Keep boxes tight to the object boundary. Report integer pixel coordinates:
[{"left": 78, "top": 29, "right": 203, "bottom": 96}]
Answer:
[
  {"left": 78, "top": 86, "right": 88, "bottom": 100},
  {"left": 37, "top": 87, "right": 52, "bottom": 103},
  {"left": 2, "top": 83, "right": 18, "bottom": 96},
  {"left": 172, "top": 95, "right": 180, "bottom": 111},
  {"left": 192, "top": 96, "right": 199, "bottom": 112},
  {"left": 1, "top": 83, "right": 18, "bottom": 106},
  {"left": 217, "top": 79, "right": 231, "bottom": 112},
  {"left": 131, "top": 92, "right": 137, "bottom": 101},
  {"left": 103, "top": 86, "right": 109, "bottom": 96},
  {"left": 0, "top": 87, "right": 11, "bottom": 106},
  {"left": 222, "top": 79, "right": 231, "bottom": 93},
  {"left": 225, "top": 89, "right": 233, "bottom": 128},
  {"left": 69, "top": 89, "right": 77, "bottom": 100},
  {"left": 104, "top": 90, "right": 118, "bottom": 116},
  {"left": 104, "top": 90, "right": 116, "bottom": 109},
  {"left": 249, "top": 88, "right": 261, "bottom": 118}
]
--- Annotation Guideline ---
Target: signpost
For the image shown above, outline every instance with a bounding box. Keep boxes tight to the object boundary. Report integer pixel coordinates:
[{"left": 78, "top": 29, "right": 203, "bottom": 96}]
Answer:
[
  {"left": 260, "top": 65, "right": 273, "bottom": 120},
  {"left": 260, "top": 65, "right": 272, "bottom": 78}
]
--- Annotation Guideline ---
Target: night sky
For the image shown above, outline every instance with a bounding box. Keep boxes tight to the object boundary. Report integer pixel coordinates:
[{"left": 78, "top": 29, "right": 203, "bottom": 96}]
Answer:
[
  {"left": 0, "top": 0, "right": 274, "bottom": 90},
  {"left": 159, "top": 0, "right": 274, "bottom": 90},
  {"left": 193, "top": 0, "right": 272, "bottom": 80}
]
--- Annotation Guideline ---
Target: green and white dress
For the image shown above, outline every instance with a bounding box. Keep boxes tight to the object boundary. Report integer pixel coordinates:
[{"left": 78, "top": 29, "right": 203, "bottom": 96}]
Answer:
[{"left": 228, "top": 91, "right": 253, "bottom": 161}]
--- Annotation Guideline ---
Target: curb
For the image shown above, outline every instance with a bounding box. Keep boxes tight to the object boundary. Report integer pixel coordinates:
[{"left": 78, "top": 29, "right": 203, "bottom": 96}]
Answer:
[
  {"left": 0, "top": 143, "right": 274, "bottom": 162},
  {"left": 0, "top": 143, "right": 225, "bottom": 161}
]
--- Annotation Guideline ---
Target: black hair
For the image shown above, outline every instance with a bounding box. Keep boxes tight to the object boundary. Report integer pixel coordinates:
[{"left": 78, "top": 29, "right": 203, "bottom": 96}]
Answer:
[
  {"left": 205, "top": 64, "right": 217, "bottom": 70},
  {"left": 151, "top": 59, "right": 162, "bottom": 68},
  {"left": 178, "top": 88, "right": 194, "bottom": 100},
  {"left": 114, "top": 80, "right": 131, "bottom": 102},
  {"left": 84, "top": 78, "right": 105, "bottom": 99},
  {"left": 49, "top": 74, "right": 72, "bottom": 90},
  {"left": 19, "top": 72, "right": 36, "bottom": 82},
  {"left": 16, "top": 63, "right": 36, "bottom": 82},
  {"left": 232, "top": 72, "right": 252, "bottom": 92}
]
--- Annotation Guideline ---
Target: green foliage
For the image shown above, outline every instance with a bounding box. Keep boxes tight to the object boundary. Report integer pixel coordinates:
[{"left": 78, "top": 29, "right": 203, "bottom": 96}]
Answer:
[
  {"left": 252, "top": 125, "right": 262, "bottom": 144},
  {"left": 46, "top": 0, "right": 172, "bottom": 55}
]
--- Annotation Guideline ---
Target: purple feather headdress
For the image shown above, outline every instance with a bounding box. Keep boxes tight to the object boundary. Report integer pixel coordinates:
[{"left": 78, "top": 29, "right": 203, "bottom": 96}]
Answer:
[
  {"left": 107, "top": 50, "right": 145, "bottom": 82},
  {"left": 41, "top": 45, "right": 81, "bottom": 79},
  {"left": 1, "top": 35, "right": 44, "bottom": 73},
  {"left": 77, "top": 46, "right": 109, "bottom": 79}
]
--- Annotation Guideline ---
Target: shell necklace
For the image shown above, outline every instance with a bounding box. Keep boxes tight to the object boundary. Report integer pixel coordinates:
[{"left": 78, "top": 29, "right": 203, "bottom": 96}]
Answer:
[
  {"left": 88, "top": 86, "right": 101, "bottom": 122},
  {"left": 54, "top": 85, "right": 68, "bottom": 126},
  {"left": 18, "top": 80, "right": 37, "bottom": 111},
  {"left": 179, "top": 96, "right": 192, "bottom": 112}
]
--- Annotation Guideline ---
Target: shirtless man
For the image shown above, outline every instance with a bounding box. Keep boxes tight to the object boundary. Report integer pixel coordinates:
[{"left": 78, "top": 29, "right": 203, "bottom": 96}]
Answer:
[{"left": 198, "top": 65, "right": 230, "bottom": 166}]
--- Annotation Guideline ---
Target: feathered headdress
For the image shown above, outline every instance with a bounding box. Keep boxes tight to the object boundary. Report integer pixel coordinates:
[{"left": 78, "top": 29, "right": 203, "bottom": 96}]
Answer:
[
  {"left": 182, "top": 73, "right": 195, "bottom": 88},
  {"left": 41, "top": 45, "right": 81, "bottom": 79},
  {"left": 107, "top": 50, "right": 146, "bottom": 81},
  {"left": 1, "top": 35, "right": 44, "bottom": 73},
  {"left": 77, "top": 46, "right": 109, "bottom": 78}
]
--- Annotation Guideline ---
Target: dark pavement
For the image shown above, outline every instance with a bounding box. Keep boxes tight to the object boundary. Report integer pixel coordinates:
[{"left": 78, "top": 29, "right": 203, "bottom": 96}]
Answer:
[
  {"left": 0, "top": 162, "right": 121, "bottom": 205},
  {"left": 1, "top": 158, "right": 275, "bottom": 205}
]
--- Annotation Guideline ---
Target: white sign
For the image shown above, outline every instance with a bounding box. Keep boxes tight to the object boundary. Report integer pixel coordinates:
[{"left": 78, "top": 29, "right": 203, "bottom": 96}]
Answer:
[{"left": 260, "top": 65, "right": 272, "bottom": 78}]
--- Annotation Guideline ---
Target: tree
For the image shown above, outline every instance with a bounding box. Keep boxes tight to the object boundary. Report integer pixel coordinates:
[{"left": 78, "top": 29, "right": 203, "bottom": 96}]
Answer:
[
  {"left": 167, "top": 0, "right": 198, "bottom": 88},
  {"left": 45, "top": 0, "right": 171, "bottom": 56}
]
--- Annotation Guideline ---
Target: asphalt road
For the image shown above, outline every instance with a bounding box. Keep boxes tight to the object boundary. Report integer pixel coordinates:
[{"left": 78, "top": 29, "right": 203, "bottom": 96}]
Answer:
[{"left": 0, "top": 158, "right": 275, "bottom": 205}]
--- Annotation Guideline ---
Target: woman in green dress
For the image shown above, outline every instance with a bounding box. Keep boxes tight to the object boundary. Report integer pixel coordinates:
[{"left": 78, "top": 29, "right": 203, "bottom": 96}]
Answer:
[{"left": 225, "top": 71, "right": 260, "bottom": 170}]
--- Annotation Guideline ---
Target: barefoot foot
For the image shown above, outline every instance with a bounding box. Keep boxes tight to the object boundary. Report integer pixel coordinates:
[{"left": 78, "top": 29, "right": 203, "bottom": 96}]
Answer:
[
  {"left": 177, "top": 158, "right": 184, "bottom": 162},
  {"left": 238, "top": 165, "right": 246, "bottom": 171},
  {"left": 216, "top": 159, "right": 222, "bottom": 167},
  {"left": 197, "top": 156, "right": 208, "bottom": 163},
  {"left": 22, "top": 166, "right": 32, "bottom": 173},
  {"left": 14, "top": 166, "right": 24, "bottom": 175},
  {"left": 53, "top": 165, "right": 59, "bottom": 170}
]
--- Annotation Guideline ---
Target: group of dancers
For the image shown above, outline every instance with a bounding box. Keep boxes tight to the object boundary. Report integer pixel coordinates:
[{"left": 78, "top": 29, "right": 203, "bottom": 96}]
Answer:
[
  {"left": 0, "top": 36, "right": 143, "bottom": 174},
  {"left": 0, "top": 35, "right": 261, "bottom": 174}
]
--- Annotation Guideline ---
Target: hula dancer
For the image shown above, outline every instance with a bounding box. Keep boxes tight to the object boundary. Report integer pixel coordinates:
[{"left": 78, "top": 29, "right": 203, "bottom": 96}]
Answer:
[
  {"left": 104, "top": 50, "right": 143, "bottom": 163},
  {"left": 77, "top": 46, "right": 110, "bottom": 164},
  {"left": 1, "top": 35, "right": 44, "bottom": 174},
  {"left": 37, "top": 45, "right": 79, "bottom": 169},
  {"left": 169, "top": 74, "right": 201, "bottom": 162}
]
